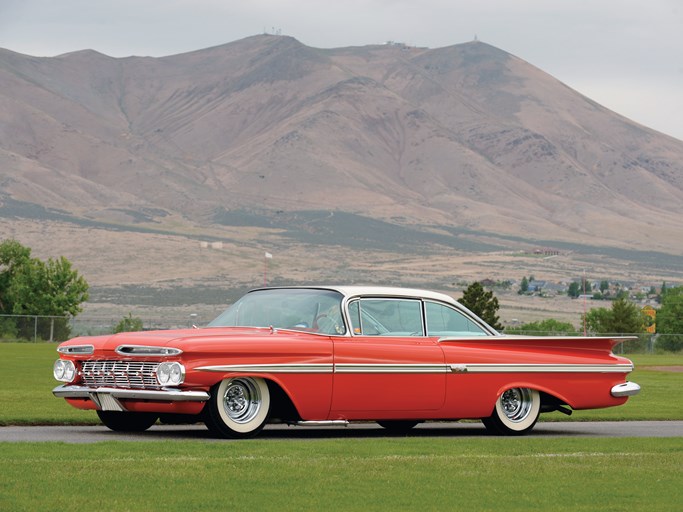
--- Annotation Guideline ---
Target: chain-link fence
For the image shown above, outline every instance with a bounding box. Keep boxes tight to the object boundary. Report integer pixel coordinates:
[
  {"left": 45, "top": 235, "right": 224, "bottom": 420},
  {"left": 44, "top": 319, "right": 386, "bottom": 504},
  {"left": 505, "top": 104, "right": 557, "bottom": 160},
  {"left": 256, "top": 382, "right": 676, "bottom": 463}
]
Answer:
[
  {"left": 0, "top": 314, "right": 71, "bottom": 342},
  {"left": 0, "top": 313, "right": 204, "bottom": 342}
]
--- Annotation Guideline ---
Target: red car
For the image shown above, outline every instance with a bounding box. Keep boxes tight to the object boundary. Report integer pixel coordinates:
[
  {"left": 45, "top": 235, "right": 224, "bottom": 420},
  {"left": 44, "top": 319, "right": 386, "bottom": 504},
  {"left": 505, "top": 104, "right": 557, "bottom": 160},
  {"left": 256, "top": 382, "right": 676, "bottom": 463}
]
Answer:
[{"left": 53, "top": 286, "right": 640, "bottom": 437}]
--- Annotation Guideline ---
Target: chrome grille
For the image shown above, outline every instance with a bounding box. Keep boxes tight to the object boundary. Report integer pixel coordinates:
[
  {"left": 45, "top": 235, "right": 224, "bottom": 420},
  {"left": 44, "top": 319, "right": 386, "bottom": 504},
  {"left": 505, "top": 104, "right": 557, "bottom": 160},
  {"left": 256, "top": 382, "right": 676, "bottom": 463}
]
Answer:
[{"left": 81, "top": 360, "right": 160, "bottom": 389}]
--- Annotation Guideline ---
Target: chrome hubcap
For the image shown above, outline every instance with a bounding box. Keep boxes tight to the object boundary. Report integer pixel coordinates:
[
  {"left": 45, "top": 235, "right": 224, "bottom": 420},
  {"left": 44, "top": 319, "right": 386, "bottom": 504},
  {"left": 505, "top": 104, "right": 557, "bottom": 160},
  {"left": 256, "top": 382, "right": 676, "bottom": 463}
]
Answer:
[
  {"left": 500, "top": 388, "right": 533, "bottom": 423},
  {"left": 223, "top": 379, "right": 261, "bottom": 424}
]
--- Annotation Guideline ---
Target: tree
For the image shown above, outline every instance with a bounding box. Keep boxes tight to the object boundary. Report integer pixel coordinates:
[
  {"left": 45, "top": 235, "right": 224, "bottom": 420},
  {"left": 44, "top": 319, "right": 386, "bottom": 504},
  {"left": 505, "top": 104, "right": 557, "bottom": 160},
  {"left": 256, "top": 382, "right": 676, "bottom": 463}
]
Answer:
[
  {"left": 518, "top": 276, "right": 529, "bottom": 295},
  {"left": 567, "top": 282, "right": 581, "bottom": 298},
  {"left": 656, "top": 286, "right": 683, "bottom": 352},
  {"left": 505, "top": 318, "right": 577, "bottom": 336},
  {"left": 8, "top": 256, "right": 89, "bottom": 316},
  {"left": 600, "top": 280, "right": 610, "bottom": 293},
  {"left": 584, "top": 307, "right": 610, "bottom": 333},
  {"left": 615, "top": 289, "right": 629, "bottom": 300},
  {"left": 114, "top": 313, "right": 144, "bottom": 333},
  {"left": 584, "top": 298, "right": 645, "bottom": 334},
  {"left": 0, "top": 239, "right": 32, "bottom": 314},
  {"left": 657, "top": 281, "right": 667, "bottom": 304},
  {"left": 459, "top": 282, "right": 503, "bottom": 330},
  {"left": 0, "top": 239, "right": 89, "bottom": 340}
]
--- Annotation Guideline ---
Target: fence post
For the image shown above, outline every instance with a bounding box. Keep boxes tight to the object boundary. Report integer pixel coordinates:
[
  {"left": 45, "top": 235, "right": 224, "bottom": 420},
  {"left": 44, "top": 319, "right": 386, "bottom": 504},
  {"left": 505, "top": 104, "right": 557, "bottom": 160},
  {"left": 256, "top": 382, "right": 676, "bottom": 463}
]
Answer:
[{"left": 34, "top": 316, "right": 38, "bottom": 342}]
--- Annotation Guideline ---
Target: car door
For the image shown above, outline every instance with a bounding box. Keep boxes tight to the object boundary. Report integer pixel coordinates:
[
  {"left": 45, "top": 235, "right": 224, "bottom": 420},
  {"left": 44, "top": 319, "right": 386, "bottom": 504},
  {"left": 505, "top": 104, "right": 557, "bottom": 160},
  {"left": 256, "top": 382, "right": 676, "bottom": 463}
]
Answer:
[{"left": 330, "top": 297, "right": 447, "bottom": 416}]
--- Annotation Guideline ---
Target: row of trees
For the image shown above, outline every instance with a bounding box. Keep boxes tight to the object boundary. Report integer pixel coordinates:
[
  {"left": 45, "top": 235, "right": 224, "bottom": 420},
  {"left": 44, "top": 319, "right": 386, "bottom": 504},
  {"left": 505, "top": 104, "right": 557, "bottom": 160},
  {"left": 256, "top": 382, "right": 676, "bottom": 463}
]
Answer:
[
  {"left": 461, "top": 281, "right": 683, "bottom": 352},
  {"left": 0, "top": 240, "right": 89, "bottom": 340},
  {"left": 520, "top": 275, "right": 663, "bottom": 301}
]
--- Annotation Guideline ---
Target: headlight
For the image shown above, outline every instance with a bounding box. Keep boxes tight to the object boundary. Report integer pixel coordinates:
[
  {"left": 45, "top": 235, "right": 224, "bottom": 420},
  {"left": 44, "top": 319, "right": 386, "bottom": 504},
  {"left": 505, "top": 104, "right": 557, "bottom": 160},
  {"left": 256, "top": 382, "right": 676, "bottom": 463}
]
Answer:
[
  {"left": 156, "top": 362, "right": 185, "bottom": 386},
  {"left": 53, "top": 359, "right": 76, "bottom": 382}
]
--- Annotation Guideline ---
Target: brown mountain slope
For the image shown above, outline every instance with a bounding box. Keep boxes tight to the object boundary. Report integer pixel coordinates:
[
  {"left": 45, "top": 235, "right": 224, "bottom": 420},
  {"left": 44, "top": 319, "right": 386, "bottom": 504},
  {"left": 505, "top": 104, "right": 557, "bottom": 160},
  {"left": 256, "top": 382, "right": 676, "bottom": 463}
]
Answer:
[{"left": 1, "top": 35, "right": 682, "bottom": 257}]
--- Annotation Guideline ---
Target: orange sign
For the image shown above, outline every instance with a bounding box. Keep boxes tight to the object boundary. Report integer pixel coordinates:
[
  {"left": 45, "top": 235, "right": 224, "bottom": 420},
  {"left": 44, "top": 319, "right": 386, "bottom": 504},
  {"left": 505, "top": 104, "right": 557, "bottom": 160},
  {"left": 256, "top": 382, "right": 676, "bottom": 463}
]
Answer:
[{"left": 642, "top": 306, "right": 656, "bottom": 334}]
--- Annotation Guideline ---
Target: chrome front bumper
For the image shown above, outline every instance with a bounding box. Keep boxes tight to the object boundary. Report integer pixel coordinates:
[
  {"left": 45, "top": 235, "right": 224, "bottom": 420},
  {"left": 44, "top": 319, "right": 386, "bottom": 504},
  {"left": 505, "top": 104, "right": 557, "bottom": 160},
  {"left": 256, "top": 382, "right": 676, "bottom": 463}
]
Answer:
[
  {"left": 610, "top": 381, "right": 641, "bottom": 397},
  {"left": 53, "top": 385, "right": 209, "bottom": 411}
]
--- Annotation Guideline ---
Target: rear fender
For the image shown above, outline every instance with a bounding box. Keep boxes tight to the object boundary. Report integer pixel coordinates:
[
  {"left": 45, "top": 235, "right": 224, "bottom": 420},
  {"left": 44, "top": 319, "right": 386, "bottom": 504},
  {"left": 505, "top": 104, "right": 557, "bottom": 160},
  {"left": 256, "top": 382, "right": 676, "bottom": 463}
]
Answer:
[{"left": 489, "top": 381, "right": 571, "bottom": 413}]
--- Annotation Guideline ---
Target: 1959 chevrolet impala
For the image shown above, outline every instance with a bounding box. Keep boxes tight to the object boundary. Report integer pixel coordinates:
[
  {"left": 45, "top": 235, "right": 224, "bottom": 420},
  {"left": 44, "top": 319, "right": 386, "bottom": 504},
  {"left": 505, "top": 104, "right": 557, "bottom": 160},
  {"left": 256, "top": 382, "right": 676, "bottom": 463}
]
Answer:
[{"left": 53, "top": 286, "right": 640, "bottom": 437}]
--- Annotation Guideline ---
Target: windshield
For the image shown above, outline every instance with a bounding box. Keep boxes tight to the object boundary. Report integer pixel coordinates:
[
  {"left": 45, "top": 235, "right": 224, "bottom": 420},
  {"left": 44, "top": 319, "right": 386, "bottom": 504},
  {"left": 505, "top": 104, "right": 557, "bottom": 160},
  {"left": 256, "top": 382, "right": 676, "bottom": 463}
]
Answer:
[{"left": 208, "top": 288, "right": 346, "bottom": 335}]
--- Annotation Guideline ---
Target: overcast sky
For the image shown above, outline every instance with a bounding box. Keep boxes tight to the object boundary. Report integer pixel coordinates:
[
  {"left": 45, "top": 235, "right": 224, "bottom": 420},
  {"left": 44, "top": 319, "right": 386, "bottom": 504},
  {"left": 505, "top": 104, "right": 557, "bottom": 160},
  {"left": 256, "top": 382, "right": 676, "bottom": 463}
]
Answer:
[{"left": 1, "top": 0, "right": 681, "bottom": 141}]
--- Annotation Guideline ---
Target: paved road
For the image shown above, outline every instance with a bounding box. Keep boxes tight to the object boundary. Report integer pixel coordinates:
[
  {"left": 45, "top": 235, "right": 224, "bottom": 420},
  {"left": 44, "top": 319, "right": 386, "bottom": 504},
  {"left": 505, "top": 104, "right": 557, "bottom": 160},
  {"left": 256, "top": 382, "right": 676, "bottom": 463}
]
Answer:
[{"left": 2, "top": 421, "right": 681, "bottom": 443}]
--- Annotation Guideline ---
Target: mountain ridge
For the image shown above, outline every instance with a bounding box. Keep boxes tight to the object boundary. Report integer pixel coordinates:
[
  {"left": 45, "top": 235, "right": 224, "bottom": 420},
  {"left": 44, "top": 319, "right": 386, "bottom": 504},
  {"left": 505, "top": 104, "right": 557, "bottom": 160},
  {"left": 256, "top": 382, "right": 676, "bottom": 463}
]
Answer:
[{"left": 1, "top": 34, "right": 682, "bottom": 260}]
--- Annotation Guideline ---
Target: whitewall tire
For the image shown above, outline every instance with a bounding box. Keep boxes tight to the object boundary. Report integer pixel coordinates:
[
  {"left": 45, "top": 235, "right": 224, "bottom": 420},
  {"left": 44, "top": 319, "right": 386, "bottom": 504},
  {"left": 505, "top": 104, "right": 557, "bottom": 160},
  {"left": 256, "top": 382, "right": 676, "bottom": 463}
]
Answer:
[
  {"left": 205, "top": 377, "right": 271, "bottom": 438},
  {"left": 482, "top": 388, "right": 541, "bottom": 435}
]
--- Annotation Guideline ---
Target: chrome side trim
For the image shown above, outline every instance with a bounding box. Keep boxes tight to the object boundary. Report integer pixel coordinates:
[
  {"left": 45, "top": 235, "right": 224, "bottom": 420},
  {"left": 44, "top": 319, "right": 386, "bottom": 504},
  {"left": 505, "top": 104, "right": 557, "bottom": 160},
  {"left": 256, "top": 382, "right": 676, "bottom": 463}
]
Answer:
[
  {"left": 52, "top": 385, "right": 209, "bottom": 402},
  {"left": 335, "top": 364, "right": 449, "bottom": 374},
  {"left": 611, "top": 381, "right": 641, "bottom": 397},
  {"left": 439, "top": 335, "right": 638, "bottom": 343},
  {"left": 296, "top": 420, "right": 349, "bottom": 427},
  {"left": 57, "top": 345, "right": 94, "bottom": 355},
  {"left": 197, "top": 363, "right": 449, "bottom": 374},
  {"left": 196, "top": 362, "right": 633, "bottom": 375},
  {"left": 196, "top": 364, "right": 334, "bottom": 373},
  {"left": 453, "top": 363, "right": 634, "bottom": 374},
  {"left": 115, "top": 345, "right": 183, "bottom": 356}
]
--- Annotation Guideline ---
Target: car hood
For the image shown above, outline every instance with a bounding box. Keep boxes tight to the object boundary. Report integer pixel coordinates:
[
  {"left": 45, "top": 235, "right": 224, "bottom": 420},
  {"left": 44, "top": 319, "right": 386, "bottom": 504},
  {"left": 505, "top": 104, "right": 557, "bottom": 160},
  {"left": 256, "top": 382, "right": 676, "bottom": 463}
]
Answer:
[{"left": 58, "top": 326, "right": 314, "bottom": 355}]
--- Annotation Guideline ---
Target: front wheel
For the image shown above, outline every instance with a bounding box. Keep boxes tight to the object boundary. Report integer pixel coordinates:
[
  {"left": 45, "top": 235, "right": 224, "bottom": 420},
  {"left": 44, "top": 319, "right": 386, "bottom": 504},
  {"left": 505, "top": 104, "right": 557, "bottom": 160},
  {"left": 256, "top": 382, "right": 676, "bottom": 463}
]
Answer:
[
  {"left": 482, "top": 388, "right": 540, "bottom": 436},
  {"left": 96, "top": 411, "right": 158, "bottom": 432},
  {"left": 204, "top": 377, "right": 271, "bottom": 438}
]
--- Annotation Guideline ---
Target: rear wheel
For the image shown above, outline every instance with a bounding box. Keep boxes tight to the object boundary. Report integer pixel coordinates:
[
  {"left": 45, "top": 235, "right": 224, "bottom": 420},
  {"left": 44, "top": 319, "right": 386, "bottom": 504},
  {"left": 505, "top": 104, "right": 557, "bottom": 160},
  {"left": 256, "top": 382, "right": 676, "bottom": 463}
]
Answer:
[
  {"left": 482, "top": 388, "right": 540, "bottom": 436},
  {"left": 96, "top": 411, "right": 158, "bottom": 432},
  {"left": 204, "top": 377, "right": 271, "bottom": 438}
]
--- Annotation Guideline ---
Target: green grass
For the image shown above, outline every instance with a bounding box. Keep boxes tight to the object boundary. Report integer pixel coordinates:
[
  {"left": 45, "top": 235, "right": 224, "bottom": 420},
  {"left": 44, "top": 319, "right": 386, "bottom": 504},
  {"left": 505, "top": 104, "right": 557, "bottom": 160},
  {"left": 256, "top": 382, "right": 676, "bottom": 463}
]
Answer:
[
  {"left": 0, "top": 438, "right": 681, "bottom": 511},
  {"left": 1, "top": 343, "right": 682, "bottom": 425},
  {"left": 2, "top": 345, "right": 681, "bottom": 511},
  {"left": 0, "top": 343, "right": 95, "bottom": 425}
]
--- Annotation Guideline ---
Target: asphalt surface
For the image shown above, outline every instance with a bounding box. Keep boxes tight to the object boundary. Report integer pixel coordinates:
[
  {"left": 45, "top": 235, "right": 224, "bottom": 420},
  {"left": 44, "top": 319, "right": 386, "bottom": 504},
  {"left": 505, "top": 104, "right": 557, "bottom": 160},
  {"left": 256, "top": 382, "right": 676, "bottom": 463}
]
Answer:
[{"left": 2, "top": 421, "right": 682, "bottom": 443}]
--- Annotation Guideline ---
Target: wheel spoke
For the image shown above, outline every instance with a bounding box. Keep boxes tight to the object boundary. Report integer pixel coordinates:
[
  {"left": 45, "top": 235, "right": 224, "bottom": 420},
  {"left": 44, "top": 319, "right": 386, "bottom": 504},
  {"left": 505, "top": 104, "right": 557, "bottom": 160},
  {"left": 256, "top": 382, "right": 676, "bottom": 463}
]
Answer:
[{"left": 223, "top": 379, "right": 262, "bottom": 423}]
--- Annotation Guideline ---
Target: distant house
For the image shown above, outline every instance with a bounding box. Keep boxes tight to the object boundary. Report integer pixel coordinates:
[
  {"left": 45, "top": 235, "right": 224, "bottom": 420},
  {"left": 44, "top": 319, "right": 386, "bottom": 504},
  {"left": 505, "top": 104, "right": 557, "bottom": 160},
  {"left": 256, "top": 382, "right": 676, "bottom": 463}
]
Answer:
[
  {"left": 544, "top": 282, "right": 568, "bottom": 294},
  {"left": 533, "top": 248, "right": 560, "bottom": 256},
  {"left": 528, "top": 280, "right": 546, "bottom": 292}
]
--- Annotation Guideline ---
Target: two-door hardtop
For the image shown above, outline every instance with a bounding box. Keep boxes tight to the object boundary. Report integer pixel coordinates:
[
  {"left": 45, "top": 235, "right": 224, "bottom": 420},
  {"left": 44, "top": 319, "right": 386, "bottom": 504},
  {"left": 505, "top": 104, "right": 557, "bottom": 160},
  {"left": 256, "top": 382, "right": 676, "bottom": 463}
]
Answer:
[{"left": 53, "top": 286, "right": 640, "bottom": 437}]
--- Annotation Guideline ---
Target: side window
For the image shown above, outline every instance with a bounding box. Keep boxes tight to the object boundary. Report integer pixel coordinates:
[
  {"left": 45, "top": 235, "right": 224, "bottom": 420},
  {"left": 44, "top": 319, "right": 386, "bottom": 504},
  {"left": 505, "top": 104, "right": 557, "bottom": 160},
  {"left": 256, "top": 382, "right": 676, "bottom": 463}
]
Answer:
[
  {"left": 425, "top": 301, "right": 487, "bottom": 336},
  {"left": 354, "top": 298, "right": 423, "bottom": 336}
]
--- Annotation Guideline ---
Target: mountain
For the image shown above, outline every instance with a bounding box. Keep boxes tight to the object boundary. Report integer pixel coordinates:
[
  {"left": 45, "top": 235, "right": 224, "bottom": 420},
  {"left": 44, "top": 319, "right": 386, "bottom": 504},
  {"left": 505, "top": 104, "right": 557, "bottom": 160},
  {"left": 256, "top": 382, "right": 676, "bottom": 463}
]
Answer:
[{"left": 1, "top": 34, "right": 682, "bottom": 269}]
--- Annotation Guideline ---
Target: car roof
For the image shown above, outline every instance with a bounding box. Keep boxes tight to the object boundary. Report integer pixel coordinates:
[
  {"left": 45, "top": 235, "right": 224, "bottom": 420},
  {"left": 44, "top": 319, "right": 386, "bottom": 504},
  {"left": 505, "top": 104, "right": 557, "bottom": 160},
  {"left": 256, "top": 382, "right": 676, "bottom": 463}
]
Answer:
[
  {"left": 252, "top": 285, "right": 460, "bottom": 305},
  {"left": 247, "top": 286, "right": 498, "bottom": 336}
]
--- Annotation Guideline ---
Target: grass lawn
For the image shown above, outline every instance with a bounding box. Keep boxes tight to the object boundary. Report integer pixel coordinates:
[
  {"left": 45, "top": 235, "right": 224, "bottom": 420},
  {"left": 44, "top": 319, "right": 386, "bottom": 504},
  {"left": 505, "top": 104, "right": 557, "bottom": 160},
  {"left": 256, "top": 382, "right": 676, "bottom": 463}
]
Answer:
[
  {"left": 1, "top": 344, "right": 681, "bottom": 511},
  {"left": 1, "top": 437, "right": 682, "bottom": 511}
]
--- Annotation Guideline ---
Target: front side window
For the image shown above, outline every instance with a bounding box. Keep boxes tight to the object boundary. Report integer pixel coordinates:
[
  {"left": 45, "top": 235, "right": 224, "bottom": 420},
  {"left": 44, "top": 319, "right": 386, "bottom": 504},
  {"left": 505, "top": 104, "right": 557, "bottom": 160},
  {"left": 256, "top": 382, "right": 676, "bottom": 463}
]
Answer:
[
  {"left": 348, "top": 298, "right": 423, "bottom": 336},
  {"left": 425, "top": 301, "right": 487, "bottom": 336},
  {"left": 209, "top": 289, "right": 346, "bottom": 335}
]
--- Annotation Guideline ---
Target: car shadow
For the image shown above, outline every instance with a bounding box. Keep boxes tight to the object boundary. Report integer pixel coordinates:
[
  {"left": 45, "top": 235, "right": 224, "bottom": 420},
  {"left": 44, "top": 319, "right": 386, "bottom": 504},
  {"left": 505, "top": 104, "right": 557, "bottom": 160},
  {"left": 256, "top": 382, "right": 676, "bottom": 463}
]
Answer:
[{"left": 102, "top": 421, "right": 582, "bottom": 441}]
